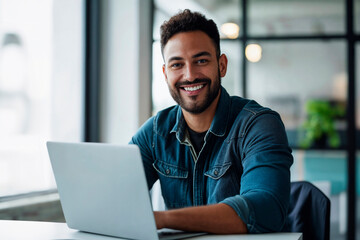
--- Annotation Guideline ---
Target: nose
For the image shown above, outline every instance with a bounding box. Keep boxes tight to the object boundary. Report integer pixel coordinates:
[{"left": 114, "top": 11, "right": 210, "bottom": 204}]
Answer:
[{"left": 184, "top": 64, "right": 196, "bottom": 82}]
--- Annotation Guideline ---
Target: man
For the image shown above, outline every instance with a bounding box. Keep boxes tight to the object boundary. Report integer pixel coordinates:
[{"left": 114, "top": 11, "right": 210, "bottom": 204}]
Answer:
[{"left": 130, "top": 9, "right": 293, "bottom": 234}]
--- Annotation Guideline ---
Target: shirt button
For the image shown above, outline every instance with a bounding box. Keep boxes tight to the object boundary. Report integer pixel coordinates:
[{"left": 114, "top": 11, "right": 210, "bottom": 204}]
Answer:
[
  {"left": 214, "top": 170, "right": 218, "bottom": 176},
  {"left": 166, "top": 169, "right": 170, "bottom": 175}
]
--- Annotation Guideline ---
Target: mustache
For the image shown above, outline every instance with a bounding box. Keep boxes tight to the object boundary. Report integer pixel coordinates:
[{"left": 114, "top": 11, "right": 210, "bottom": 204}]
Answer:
[{"left": 175, "top": 78, "right": 211, "bottom": 88}]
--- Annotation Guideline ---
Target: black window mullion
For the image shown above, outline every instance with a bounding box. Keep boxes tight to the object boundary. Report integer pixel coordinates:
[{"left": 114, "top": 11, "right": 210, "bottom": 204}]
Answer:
[
  {"left": 84, "top": 0, "right": 101, "bottom": 142},
  {"left": 345, "top": 0, "right": 356, "bottom": 239},
  {"left": 241, "top": 0, "right": 247, "bottom": 98}
]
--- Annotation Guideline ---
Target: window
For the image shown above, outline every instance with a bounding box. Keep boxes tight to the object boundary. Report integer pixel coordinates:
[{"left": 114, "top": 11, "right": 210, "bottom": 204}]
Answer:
[
  {"left": 356, "top": 0, "right": 360, "bottom": 33},
  {"left": 248, "top": 0, "right": 345, "bottom": 36},
  {"left": 0, "top": 0, "right": 84, "bottom": 197},
  {"left": 247, "top": 40, "right": 347, "bottom": 146}
]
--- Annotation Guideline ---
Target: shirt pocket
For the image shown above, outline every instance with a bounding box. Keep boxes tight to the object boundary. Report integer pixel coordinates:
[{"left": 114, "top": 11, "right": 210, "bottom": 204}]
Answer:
[
  {"left": 153, "top": 160, "right": 188, "bottom": 179},
  {"left": 204, "top": 162, "right": 239, "bottom": 203},
  {"left": 152, "top": 160, "right": 189, "bottom": 209},
  {"left": 204, "top": 162, "right": 232, "bottom": 180}
]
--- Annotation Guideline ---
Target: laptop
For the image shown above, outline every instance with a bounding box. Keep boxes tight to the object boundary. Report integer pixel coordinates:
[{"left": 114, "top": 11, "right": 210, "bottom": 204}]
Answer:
[{"left": 47, "top": 141, "right": 206, "bottom": 240}]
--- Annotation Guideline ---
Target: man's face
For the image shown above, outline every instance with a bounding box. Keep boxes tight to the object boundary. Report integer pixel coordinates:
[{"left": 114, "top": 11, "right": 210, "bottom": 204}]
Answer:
[{"left": 162, "top": 31, "right": 227, "bottom": 114}]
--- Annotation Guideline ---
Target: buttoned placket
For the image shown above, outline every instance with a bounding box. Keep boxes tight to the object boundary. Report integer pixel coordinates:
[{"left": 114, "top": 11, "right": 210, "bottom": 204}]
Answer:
[
  {"left": 171, "top": 96, "right": 228, "bottom": 206},
  {"left": 183, "top": 130, "right": 210, "bottom": 206}
]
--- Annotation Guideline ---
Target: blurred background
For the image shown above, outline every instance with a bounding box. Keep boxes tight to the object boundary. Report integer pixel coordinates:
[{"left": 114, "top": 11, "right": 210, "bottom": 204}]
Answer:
[{"left": 0, "top": 0, "right": 359, "bottom": 239}]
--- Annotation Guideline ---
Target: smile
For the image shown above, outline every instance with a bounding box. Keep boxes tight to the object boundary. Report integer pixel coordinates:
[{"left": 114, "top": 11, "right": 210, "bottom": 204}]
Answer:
[{"left": 183, "top": 84, "right": 204, "bottom": 92}]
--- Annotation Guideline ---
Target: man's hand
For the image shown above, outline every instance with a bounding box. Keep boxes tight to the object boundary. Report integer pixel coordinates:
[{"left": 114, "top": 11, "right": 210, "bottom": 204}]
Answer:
[{"left": 153, "top": 203, "right": 247, "bottom": 234}]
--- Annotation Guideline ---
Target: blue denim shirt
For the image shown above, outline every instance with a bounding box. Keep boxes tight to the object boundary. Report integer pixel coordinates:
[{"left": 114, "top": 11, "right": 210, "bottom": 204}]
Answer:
[{"left": 130, "top": 87, "right": 293, "bottom": 233}]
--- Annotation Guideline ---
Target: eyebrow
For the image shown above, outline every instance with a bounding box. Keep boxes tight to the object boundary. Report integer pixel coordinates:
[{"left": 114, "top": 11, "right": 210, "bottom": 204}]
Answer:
[
  {"left": 167, "top": 51, "right": 212, "bottom": 64},
  {"left": 192, "top": 51, "right": 211, "bottom": 58}
]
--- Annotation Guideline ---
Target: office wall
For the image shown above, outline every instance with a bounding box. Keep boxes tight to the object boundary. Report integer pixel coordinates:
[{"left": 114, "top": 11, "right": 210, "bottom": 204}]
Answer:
[{"left": 100, "top": 0, "right": 152, "bottom": 144}]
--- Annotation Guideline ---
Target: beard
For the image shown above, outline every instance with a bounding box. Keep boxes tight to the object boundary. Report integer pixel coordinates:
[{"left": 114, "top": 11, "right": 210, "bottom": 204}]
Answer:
[{"left": 168, "top": 69, "right": 221, "bottom": 114}]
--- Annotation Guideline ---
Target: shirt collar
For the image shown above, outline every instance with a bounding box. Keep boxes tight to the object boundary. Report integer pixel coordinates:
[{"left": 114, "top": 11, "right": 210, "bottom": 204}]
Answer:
[
  {"left": 170, "top": 86, "right": 231, "bottom": 141},
  {"left": 208, "top": 87, "right": 230, "bottom": 137},
  {"left": 170, "top": 106, "right": 187, "bottom": 143}
]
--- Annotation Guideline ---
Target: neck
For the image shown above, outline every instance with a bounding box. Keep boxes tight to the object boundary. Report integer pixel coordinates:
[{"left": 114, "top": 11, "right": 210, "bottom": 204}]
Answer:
[{"left": 182, "top": 90, "right": 221, "bottom": 133}]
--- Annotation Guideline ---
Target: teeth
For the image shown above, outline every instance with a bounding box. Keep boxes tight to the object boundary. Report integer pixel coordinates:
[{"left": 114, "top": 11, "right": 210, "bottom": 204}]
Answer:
[{"left": 184, "top": 85, "right": 204, "bottom": 91}]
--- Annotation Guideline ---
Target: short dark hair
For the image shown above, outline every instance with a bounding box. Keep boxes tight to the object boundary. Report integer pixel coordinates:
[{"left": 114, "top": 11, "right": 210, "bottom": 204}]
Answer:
[{"left": 160, "top": 9, "right": 220, "bottom": 58}]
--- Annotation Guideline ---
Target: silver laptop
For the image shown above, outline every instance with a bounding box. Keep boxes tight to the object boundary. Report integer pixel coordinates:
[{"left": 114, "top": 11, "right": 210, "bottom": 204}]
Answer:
[{"left": 47, "top": 141, "right": 205, "bottom": 240}]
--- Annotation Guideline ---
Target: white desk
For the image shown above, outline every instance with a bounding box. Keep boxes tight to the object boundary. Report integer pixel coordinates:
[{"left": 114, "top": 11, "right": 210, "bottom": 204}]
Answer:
[{"left": 0, "top": 220, "right": 302, "bottom": 240}]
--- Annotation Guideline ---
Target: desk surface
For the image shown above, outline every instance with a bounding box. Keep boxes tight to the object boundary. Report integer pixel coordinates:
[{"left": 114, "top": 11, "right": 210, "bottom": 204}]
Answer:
[{"left": 0, "top": 220, "right": 302, "bottom": 240}]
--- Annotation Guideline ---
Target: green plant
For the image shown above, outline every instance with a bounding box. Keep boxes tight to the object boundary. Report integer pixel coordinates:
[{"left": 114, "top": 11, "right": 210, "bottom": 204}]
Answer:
[{"left": 300, "top": 100, "right": 345, "bottom": 148}]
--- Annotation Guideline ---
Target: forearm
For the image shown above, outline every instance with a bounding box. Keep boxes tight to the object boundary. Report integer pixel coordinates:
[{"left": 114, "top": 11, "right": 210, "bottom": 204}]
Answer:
[{"left": 154, "top": 203, "right": 247, "bottom": 234}]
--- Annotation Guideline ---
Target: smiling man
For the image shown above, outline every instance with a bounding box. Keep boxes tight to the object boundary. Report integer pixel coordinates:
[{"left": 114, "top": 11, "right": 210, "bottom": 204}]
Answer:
[{"left": 130, "top": 9, "right": 293, "bottom": 234}]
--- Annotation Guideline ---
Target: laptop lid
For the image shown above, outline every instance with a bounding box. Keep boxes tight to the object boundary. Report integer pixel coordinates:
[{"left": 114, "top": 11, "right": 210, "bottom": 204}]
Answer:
[{"left": 47, "top": 141, "right": 159, "bottom": 240}]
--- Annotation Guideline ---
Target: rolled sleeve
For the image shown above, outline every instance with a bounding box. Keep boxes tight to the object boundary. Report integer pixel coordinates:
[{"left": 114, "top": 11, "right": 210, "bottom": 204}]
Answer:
[{"left": 223, "top": 112, "right": 293, "bottom": 233}]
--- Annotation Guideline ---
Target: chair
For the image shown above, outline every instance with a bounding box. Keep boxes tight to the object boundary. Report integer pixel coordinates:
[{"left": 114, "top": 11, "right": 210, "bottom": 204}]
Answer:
[{"left": 283, "top": 181, "right": 331, "bottom": 240}]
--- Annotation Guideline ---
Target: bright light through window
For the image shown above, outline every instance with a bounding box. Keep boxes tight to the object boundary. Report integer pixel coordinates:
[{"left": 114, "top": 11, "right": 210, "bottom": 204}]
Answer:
[{"left": 0, "top": 0, "right": 84, "bottom": 197}]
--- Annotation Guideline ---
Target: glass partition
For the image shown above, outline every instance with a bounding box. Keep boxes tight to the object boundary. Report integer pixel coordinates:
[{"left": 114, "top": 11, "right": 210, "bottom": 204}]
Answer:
[
  {"left": 355, "top": 0, "right": 360, "bottom": 33},
  {"left": 153, "top": 0, "right": 242, "bottom": 40},
  {"left": 247, "top": 40, "right": 347, "bottom": 149},
  {"left": 218, "top": 41, "right": 242, "bottom": 97},
  {"left": 248, "top": 0, "right": 345, "bottom": 36}
]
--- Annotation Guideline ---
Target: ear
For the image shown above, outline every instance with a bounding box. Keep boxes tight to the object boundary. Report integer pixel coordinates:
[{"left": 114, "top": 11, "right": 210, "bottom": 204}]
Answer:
[
  {"left": 162, "top": 64, "right": 168, "bottom": 83},
  {"left": 218, "top": 54, "right": 228, "bottom": 78}
]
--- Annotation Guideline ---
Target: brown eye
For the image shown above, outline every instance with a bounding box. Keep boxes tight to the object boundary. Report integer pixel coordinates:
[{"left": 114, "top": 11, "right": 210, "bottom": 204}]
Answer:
[
  {"left": 171, "top": 63, "right": 182, "bottom": 68},
  {"left": 197, "top": 59, "right": 208, "bottom": 64}
]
